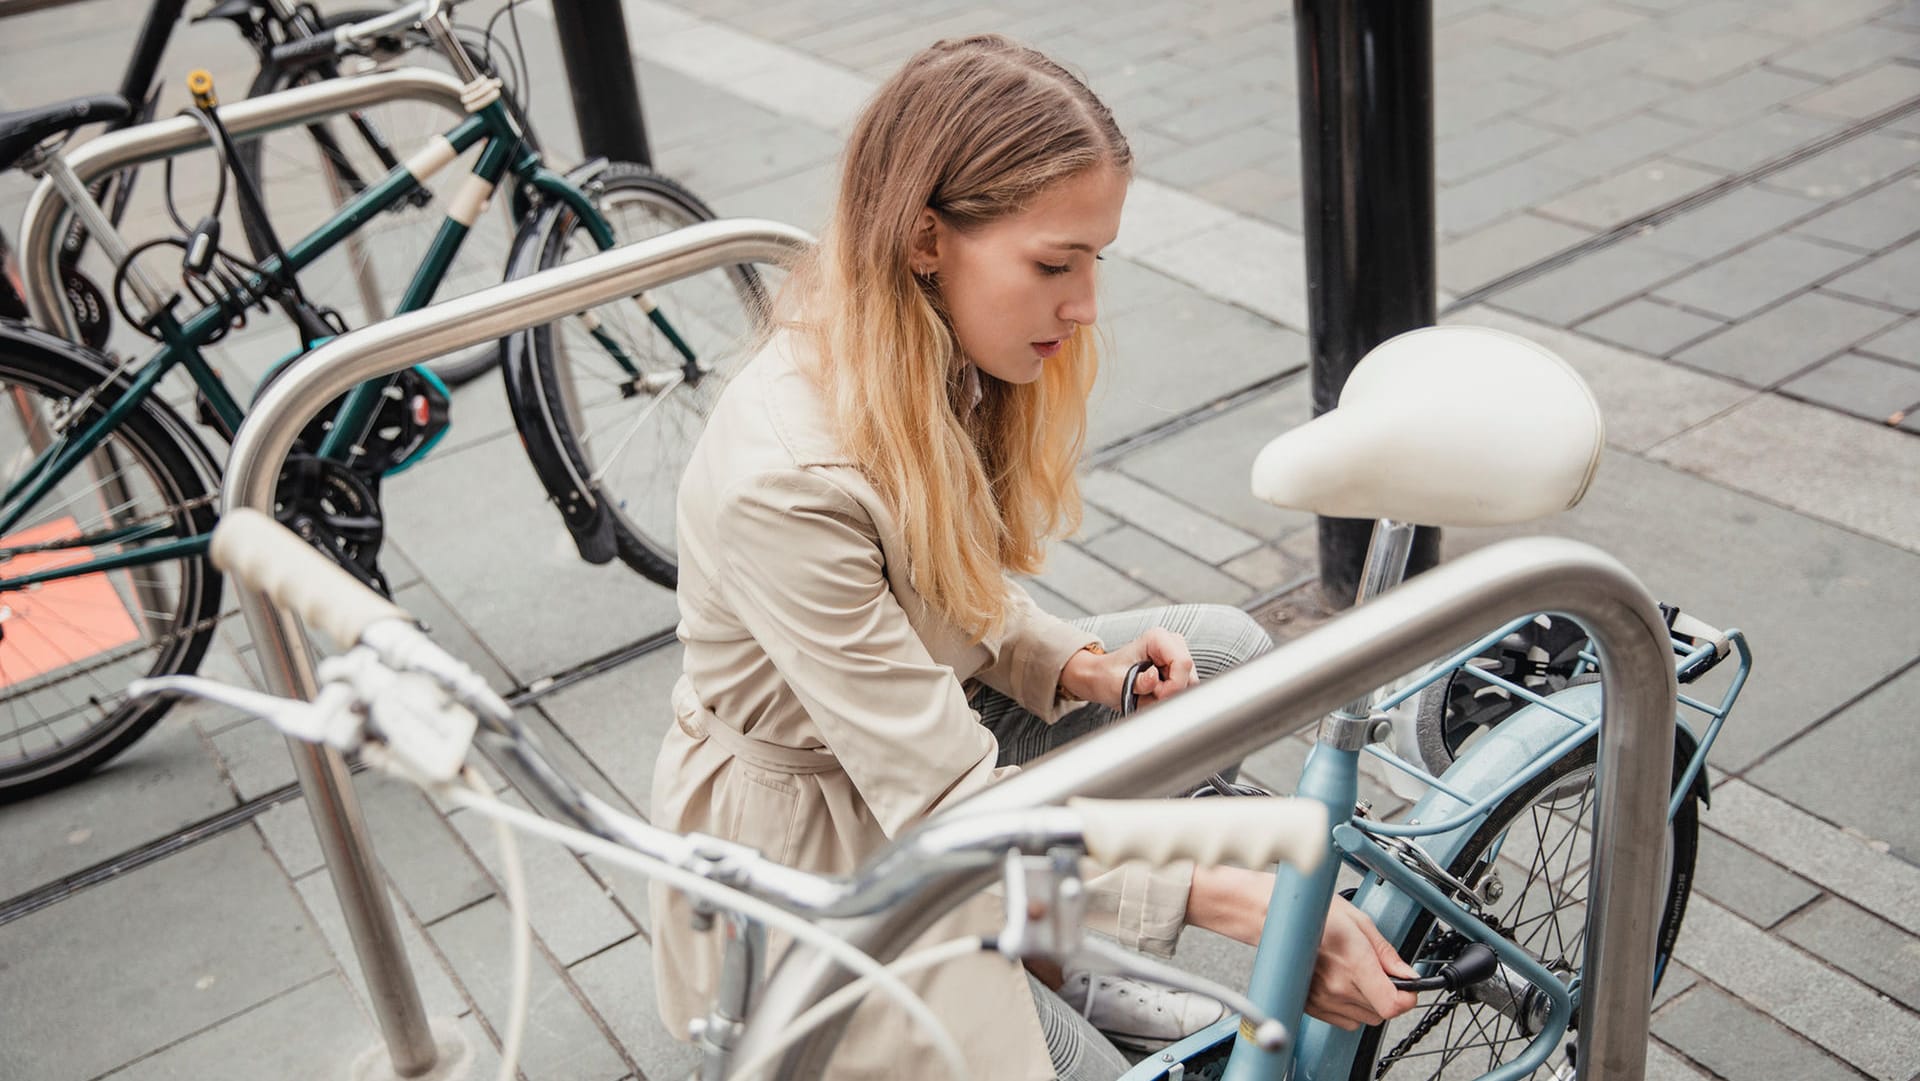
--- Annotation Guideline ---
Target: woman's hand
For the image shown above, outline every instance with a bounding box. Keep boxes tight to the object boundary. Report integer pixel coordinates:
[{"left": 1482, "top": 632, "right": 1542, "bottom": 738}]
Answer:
[
  {"left": 1058, "top": 628, "right": 1197, "bottom": 709},
  {"left": 1187, "top": 868, "right": 1418, "bottom": 1030}
]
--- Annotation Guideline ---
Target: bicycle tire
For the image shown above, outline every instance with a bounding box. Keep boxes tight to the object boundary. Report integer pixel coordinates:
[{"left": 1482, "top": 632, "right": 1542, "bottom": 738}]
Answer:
[
  {"left": 0, "top": 344, "right": 223, "bottom": 800},
  {"left": 1345, "top": 732, "right": 1698, "bottom": 1079},
  {"left": 233, "top": 9, "right": 519, "bottom": 386},
  {"left": 528, "top": 162, "right": 769, "bottom": 587},
  {"left": 1411, "top": 614, "right": 1593, "bottom": 778}
]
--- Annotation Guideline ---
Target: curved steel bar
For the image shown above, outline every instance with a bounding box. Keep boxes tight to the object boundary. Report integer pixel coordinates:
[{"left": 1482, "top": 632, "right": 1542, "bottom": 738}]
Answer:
[
  {"left": 750, "top": 536, "right": 1677, "bottom": 1081},
  {"left": 217, "top": 218, "right": 810, "bottom": 1078},
  {"left": 20, "top": 68, "right": 469, "bottom": 337}
]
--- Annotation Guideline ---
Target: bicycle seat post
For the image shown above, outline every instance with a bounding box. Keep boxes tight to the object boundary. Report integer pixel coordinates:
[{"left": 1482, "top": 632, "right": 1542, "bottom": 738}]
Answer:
[{"left": 1325, "top": 517, "right": 1418, "bottom": 732}]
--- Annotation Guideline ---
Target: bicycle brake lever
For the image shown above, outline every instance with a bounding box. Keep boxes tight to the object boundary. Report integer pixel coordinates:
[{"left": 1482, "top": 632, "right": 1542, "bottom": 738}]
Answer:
[{"left": 129, "top": 675, "right": 364, "bottom": 752}]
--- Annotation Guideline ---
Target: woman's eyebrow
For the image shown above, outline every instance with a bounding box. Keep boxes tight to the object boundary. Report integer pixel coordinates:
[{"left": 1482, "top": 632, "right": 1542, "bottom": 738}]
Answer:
[{"left": 1045, "top": 240, "right": 1099, "bottom": 253}]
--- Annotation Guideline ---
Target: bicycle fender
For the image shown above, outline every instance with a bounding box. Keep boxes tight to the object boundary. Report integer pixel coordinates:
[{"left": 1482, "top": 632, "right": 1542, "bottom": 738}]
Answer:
[
  {"left": 499, "top": 170, "right": 619, "bottom": 565},
  {"left": 0, "top": 317, "right": 223, "bottom": 489}
]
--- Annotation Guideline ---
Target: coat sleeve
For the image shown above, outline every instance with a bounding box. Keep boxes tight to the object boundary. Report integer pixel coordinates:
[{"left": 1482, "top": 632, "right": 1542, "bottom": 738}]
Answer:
[
  {"left": 971, "top": 579, "right": 1103, "bottom": 722},
  {"left": 713, "top": 469, "right": 1005, "bottom": 837}
]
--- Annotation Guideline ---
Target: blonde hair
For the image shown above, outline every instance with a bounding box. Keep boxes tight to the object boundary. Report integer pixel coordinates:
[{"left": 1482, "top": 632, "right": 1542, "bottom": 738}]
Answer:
[{"left": 782, "top": 35, "right": 1130, "bottom": 638}]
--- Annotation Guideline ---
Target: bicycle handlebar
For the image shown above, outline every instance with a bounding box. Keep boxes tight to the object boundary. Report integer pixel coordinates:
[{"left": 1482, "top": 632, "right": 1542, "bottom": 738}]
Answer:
[
  {"left": 209, "top": 508, "right": 412, "bottom": 651},
  {"left": 268, "top": 2, "right": 428, "bottom": 68},
  {"left": 1070, "top": 796, "right": 1327, "bottom": 872}
]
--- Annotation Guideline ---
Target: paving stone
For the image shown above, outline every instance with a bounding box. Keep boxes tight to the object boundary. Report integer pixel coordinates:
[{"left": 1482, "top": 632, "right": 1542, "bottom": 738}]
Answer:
[
  {"left": 1221, "top": 543, "right": 1312, "bottom": 595},
  {"left": 1693, "top": 828, "right": 1822, "bottom": 928},
  {"left": 350, "top": 768, "right": 496, "bottom": 923},
  {"left": 1654, "top": 233, "right": 1864, "bottom": 320},
  {"left": 1435, "top": 116, "right": 1563, "bottom": 185},
  {"left": 1530, "top": 112, "right": 1698, "bottom": 178},
  {"left": 428, "top": 897, "right": 630, "bottom": 1081},
  {"left": 1436, "top": 77, "right": 1557, "bottom": 140},
  {"left": 1645, "top": 1040, "right": 1714, "bottom": 1081},
  {"left": 1669, "top": 107, "right": 1845, "bottom": 174},
  {"left": 1671, "top": 289, "right": 1906, "bottom": 386},
  {"left": 1034, "top": 541, "right": 1155, "bottom": 614},
  {"left": 1782, "top": 896, "right": 1920, "bottom": 1013},
  {"left": 1635, "top": 27, "right": 1791, "bottom": 86},
  {"left": 1781, "top": 351, "right": 1920, "bottom": 421},
  {"left": 1673, "top": 897, "right": 1920, "bottom": 1081},
  {"left": 1761, "top": 130, "right": 1920, "bottom": 200},
  {"left": 1437, "top": 213, "right": 1594, "bottom": 293},
  {"left": 1791, "top": 171, "right": 1920, "bottom": 252},
  {"left": 1540, "top": 158, "right": 1726, "bottom": 230},
  {"left": 1651, "top": 982, "right": 1861, "bottom": 1081},
  {"left": 1022, "top": 578, "right": 1093, "bottom": 621},
  {"left": 1526, "top": 73, "right": 1679, "bottom": 131},
  {"left": 292, "top": 867, "right": 472, "bottom": 1028},
  {"left": 1113, "top": 214, "right": 1310, "bottom": 339},
  {"left": 255, "top": 798, "right": 326, "bottom": 879},
  {"left": 1500, "top": 3, "right": 1647, "bottom": 52},
  {"left": 449, "top": 791, "right": 640, "bottom": 967},
  {"left": 1709, "top": 780, "right": 1920, "bottom": 938},
  {"left": 1112, "top": 376, "right": 1314, "bottom": 539},
  {"left": 1080, "top": 469, "right": 1263, "bottom": 564},
  {"left": 1793, "top": 58, "right": 1920, "bottom": 119},
  {"left": 104, "top": 975, "right": 376, "bottom": 1081},
  {"left": 0, "top": 831, "right": 332, "bottom": 1081},
  {"left": 1654, "top": 66, "right": 1826, "bottom": 127},
  {"left": 210, "top": 716, "right": 301, "bottom": 801},
  {"left": 1438, "top": 157, "right": 1588, "bottom": 237},
  {"left": 1488, "top": 235, "right": 1697, "bottom": 325},
  {"left": 569, "top": 934, "right": 703, "bottom": 1081},
  {"left": 1768, "top": 21, "right": 1920, "bottom": 79},
  {"left": 1082, "top": 525, "right": 1256, "bottom": 606},
  {"left": 1074, "top": 501, "right": 1120, "bottom": 541},
  {"left": 1189, "top": 159, "right": 1298, "bottom": 226},
  {"left": 1637, "top": 183, "right": 1827, "bottom": 262},
  {"left": 1576, "top": 298, "right": 1725, "bottom": 356},
  {"left": 529, "top": 644, "right": 684, "bottom": 813},
  {"left": 1747, "top": 0, "right": 1900, "bottom": 37},
  {"left": 1822, "top": 237, "right": 1920, "bottom": 309},
  {"left": 1653, "top": 962, "right": 1699, "bottom": 1009},
  {"left": 1858, "top": 316, "right": 1920, "bottom": 366}
]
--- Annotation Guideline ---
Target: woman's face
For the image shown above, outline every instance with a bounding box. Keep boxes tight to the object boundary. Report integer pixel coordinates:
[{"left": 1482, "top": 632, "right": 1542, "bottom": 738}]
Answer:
[{"left": 917, "top": 165, "right": 1128, "bottom": 385}]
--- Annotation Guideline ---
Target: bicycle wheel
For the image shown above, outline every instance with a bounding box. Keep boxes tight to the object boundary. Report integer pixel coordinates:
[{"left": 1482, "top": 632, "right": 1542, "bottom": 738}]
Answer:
[
  {"left": 234, "top": 9, "right": 522, "bottom": 385},
  {"left": 1347, "top": 733, "right": 1698, "bottom": 1080},
  {"left": 529, "top": 163, "right": 769, "bottom": 586},
  {"left": 0, "top": 346, "right": 222, "bottom": 800},
  {"left": 1412, "top": 615, "right": 1593, "bottom": 778}
]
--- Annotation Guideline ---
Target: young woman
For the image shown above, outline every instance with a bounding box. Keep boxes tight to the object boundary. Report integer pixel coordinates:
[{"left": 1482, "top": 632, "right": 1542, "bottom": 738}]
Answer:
[{"left": 649, "top": 35, "right": 1416, "bottom": 1080}]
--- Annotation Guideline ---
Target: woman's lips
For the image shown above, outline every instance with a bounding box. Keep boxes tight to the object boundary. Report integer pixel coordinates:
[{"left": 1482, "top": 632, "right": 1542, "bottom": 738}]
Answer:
[{"left": 1032, "top": 339, "right": 1064, "bottom": 358}]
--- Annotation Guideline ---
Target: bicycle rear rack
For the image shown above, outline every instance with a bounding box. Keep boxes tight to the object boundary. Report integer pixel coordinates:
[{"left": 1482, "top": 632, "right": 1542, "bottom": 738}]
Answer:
[{"left": 220, "top": 217, "right": 1679, "bottom": 1081}]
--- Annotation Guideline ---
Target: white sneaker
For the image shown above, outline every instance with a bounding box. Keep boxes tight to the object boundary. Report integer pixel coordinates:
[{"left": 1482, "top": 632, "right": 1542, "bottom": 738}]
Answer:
[{"left": 1056, "top": 967, "right": 1230, "bottom": 1052}]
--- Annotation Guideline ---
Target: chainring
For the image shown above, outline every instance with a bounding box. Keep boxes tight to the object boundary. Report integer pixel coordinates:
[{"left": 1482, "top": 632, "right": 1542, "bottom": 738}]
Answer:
[{"left": 272, "top": 452, "right": 391, "bottom": 595}]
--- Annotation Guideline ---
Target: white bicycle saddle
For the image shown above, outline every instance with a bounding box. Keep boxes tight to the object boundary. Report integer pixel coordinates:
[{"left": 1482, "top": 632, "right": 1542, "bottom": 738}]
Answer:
[{"left": 1250, "top": 326, "right": 1604, "bottom": 527}]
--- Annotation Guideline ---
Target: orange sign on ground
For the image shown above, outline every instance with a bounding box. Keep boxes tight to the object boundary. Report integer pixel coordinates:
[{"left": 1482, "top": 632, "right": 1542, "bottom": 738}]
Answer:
[{"left": 0, "top": 517, "right": 142, "bottom": 688}]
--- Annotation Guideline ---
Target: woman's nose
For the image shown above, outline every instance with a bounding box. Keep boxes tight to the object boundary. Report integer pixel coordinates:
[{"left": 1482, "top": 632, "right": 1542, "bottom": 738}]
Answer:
[{"left": 1059, "top": 282, "right": 1098, "bottom": 328}]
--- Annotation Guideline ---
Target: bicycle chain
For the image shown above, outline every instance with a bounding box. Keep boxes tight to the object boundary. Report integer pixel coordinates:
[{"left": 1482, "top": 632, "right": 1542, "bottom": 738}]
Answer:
[{"left": 1372, "top": 922, "right": 1522, "bottom": 1078}]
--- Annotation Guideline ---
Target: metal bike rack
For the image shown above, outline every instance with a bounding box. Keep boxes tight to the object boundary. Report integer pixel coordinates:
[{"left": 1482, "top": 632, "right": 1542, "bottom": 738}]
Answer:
[
  {"left": 218, "top": 219, "right": 811, "bottom": 1078},
  {"left": 748, "top": 536, "right": 1679, "bottom": 1081},
  {"left": 18, "top": 68, "right": 472, "bottom": 341}
]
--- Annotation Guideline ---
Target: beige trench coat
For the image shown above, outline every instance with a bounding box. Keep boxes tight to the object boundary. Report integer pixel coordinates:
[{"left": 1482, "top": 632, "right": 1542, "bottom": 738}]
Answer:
[{"left": 649, "top": 332, "right": 1196, "bottom": 1079}]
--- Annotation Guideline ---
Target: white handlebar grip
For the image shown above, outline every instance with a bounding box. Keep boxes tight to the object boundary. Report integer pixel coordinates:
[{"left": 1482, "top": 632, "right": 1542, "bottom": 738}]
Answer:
[
  {"left": 210, "top": 508, "right": 413, "bottom": 651},
  {"left": 1069, "top": 797, "right": 1329, "bottom": 873}
]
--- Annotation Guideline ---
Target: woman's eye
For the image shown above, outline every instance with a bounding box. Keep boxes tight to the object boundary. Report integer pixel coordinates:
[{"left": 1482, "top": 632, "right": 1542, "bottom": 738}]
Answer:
[{"left": 1038, "top": 262, "right": 1072, "bottom": 276}]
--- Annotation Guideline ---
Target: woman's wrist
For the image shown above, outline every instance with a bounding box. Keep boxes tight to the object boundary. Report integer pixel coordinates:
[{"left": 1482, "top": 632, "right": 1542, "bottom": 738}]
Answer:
[
  {"left": 1057, "top": 642, "right": 1108, "bottom": 704},
  {"left": 1187, "top": 864, "right": 1273, "bottom": 946}
]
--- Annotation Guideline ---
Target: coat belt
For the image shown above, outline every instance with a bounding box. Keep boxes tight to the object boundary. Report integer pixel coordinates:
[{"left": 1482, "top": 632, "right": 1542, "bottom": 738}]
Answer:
[{"left": 675, "top": 681, "right": 844, "bottom": 775}]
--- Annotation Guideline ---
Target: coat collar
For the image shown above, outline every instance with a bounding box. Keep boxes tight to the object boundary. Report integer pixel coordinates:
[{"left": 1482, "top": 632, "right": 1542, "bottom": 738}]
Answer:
[{"left": 758, "top": 331, "right": 858, "bottom": 468}]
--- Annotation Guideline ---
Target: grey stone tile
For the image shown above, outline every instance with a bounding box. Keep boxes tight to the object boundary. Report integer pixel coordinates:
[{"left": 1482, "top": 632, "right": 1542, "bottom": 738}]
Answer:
[
  {"left": 1654, "top": 234, "right": 1864, "bottom": 320},
  {"left": 1635, "top": 27, "right": 1791, "bottom": 86},
  {"left": 449, "top": 791, "right": 640, "bottom": 967},
  {"left": 104, "top": 975, "right": 376, "bottom": 1081},
  {"left": 1022, "top": 578, "right": 1093, "bottom": 621},
  {"left": 1694, "top": 828, "right": 1821, "bottom": 928},
  {"left": 1782, "top": 352, "right": 1920, "bottom": 422},
  {"left": 526, "top": 644, "right": 682, "bottom": 815},
  {"left": 1144, "top": 127, "right": 1292, "bottom": 189},
  {"left": 1074, "top": 502, "right": 1120, "bottom": 542},
  {"left": 1653, "top": 962, "right": 1699, "bottom": 1010},
  {"left": 0, "top": 831, "right": 332, "bottom": 1081},
  {"left": 1768, "top": 22, "right": 1920, "bottom": 80},
  {"left": 1436, "top": 78, "right": 1557, "bottom": 140},
  {"left": 1671, "top": 290, "right": 1905, "bottom": 386},
  {"left": 1859, "top": 317, "right": 1920, "bottom": 366},
  {"left": 1435, "top": 117, "right": 1563, "bottom": 185},
  {"left": 1651, "top": 982, "right": 1860, "bottom": 1081},
  {"left": 1780, "top": 896, "right": 1920, "bottom": 1009},
  {"left": 1500, "top": 4, "right": 1647, "bottom": 53},
  {"left": 255, "top": 797, "right": 326, "bottom": 879},
  {"left": 0, "top": 716, "right": 232, "bottom": 894},
  {"left": 1034, "top": 542, "right": 1154, "bottom": 614},
  {"left": 1673, "top": 898, "right": 1920, "bottom": 1081},
  {"left": 1529, "top": 113, "right": 1698, "bottom": 178},
  {"left": 1525, "top": 73, "right": 1678, "bottom": 131},
  {"left": 1538, "top": 158, "right": 1726, "bottom": 230},
  {"left": 1438, "top": 158, "right": 1587, "bottom": 237},
  {"left": 211, "top": 717, "right": 301, "bottom": 801},
  {"left": 1746, "top": 0, "right": 1901, "bottom": 37},
  {"left": 1749, "top": 661, "right": 1920, "bottom": 862},
  {"left": 354, "top": 768, "right": 495, "bottom": 923},
  {"left": 1080, "top": 470, "right": 1262, "bottom": 564},
  {"left": 1710, "top": 779, "right": 1920, "bottom": 938},
  {"left": 711, "top": 159, "right": 837, "bottom": 239},
  {"left": 1489, "top": 235, "right": 1697, "bottom": 325},
  {"left": 1082, "top": 525, "right": 1256, "bottom": 607},
  {"left": 1762, "top": 131, "right": 1920, "bottom": 200},
  {"left": 428, "top": 897, "right": 630, "bottom": 1081},
  {"left": 1823, "top": 238, "right": 1920, "bottom": 309},
  {"left": 1791, "top": 171, "right": 1920, "bottom": 252},
  {"left": 1653, "top": 66, "right": 1825, "bottom": 126},
  {"left": 1438, "top": 213, "right": 1594, "bottom": 293},
  {"left": 1108, "top": 378, "right": 1314, "bottom": 540},
  {"left": 1189, "top": 159, "right": 1298, "bottom": 226},
  {"left": 1221, "top": 543, "right": 1313, "bottom": 595},
  {"left": 1575, "top": 298, "right": 1725, "bottom": 356},
  {"left": 569, "top": 935, "right": 703, "bottom": 1081},
  {"left": 1638, "top": 184, "right": 1828, "bottom": 262},
  {"left": 1646, "top": 1041, "right": 1714, "bottom": 1081},
  {"left": 1670, "top": 108, "right": 1844, "bottom": 174},
  {"left": 1793, "top": 59, "right": 1920, "bottom": 119}
]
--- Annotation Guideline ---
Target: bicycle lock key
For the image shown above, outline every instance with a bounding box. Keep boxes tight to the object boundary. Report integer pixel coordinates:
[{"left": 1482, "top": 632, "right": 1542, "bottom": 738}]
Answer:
[{"left": 180, "top": 70, "right": 222, "bottom": 275}]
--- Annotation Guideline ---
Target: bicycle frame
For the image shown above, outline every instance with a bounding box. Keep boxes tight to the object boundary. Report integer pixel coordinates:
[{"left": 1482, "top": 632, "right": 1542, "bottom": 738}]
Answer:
[{"left": 1, "top": 75, "right": 605, "bottom": 596}]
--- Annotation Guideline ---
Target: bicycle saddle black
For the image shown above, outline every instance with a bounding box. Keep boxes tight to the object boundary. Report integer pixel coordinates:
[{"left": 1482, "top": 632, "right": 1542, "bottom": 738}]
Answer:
[{"left": 0, "top": 95, "right": 129, "bottom": 173}]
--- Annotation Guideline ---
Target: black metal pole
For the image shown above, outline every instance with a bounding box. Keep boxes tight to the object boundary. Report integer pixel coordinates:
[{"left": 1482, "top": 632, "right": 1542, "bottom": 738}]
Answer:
[
  {"left": 552, "top": 0, "right": 653, "bottom": 167},
  {"left": 1294, "top": 0, "right": 1440, "bottom": 606}
]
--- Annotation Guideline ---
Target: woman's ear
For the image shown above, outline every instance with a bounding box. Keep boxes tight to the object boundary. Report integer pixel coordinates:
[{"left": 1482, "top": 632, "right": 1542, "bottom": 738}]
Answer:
[{"left": 908, "top": 208, "right": 942, "bottom": 276}]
